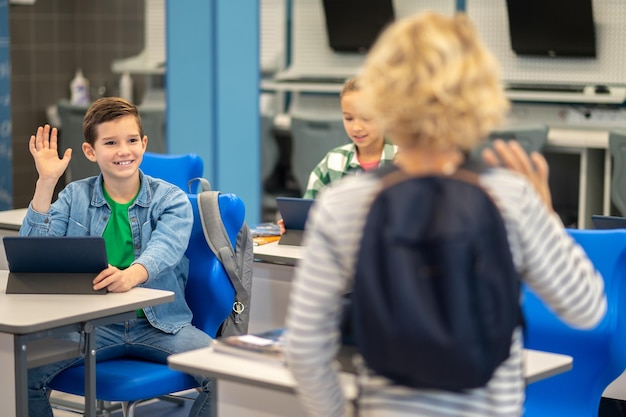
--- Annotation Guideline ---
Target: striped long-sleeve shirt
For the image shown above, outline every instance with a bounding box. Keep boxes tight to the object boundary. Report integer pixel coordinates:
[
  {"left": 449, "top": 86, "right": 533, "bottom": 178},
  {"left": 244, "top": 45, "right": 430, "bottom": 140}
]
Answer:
[{"left": 285, "top": 167, "right": 606, "bottom": 417}]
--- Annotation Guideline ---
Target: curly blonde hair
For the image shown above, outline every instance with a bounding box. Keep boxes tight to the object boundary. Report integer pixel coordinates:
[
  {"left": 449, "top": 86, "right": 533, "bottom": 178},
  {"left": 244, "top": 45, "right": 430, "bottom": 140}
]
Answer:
[{"left": 359, "top": 12, "right": 509, "bottom": 151}]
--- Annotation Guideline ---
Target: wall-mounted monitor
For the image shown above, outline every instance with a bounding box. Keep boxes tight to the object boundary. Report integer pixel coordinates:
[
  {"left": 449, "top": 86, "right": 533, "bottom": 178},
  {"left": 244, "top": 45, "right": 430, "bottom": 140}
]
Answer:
[
  {"left": 322, "top": 0, "right": 395, "bottom": 54},
  {"left": 505, "top": 0, "right": 596, "bottom": 58}
]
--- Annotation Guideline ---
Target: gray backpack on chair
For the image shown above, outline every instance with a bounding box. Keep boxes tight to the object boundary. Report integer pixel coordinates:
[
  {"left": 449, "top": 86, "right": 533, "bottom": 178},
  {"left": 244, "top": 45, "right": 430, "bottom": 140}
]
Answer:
[{"left": 193, "top": 178, "right": 254, "bottom": 337}]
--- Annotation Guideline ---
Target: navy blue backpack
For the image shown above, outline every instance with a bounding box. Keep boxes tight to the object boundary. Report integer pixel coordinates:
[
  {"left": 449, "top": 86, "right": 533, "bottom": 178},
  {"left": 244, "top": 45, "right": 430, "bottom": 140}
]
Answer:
[{"left": 345, "top": 164, "right": 522, "bottom": 391}]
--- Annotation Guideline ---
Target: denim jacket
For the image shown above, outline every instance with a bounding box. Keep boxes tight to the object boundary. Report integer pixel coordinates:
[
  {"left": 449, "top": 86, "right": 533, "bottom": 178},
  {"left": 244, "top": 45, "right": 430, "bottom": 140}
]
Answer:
[{"left": 20, "top": 171, "right": 194, "bottom": 334}]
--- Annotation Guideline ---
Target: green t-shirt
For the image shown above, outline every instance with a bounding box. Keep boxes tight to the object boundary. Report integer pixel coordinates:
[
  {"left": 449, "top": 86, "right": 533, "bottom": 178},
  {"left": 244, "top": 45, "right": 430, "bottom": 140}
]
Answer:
[{"left": 102, "top": 186, "right": 144, "bottom": 317}]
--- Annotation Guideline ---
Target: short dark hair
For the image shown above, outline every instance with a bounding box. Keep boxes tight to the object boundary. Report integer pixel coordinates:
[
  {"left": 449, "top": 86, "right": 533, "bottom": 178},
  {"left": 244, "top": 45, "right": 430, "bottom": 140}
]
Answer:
[{"left": 82, "top": 97, "right": 144, "bottom": 146}]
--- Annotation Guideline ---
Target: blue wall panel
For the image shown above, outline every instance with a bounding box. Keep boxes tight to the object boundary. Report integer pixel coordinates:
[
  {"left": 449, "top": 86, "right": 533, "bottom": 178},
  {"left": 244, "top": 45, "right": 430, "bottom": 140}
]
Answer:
[
  {"left": 0, "top": 0, "right": 12, "bottom": 210},
  {"left": 215, "top": 0, "right": 260, "bottom": 220},
  {"left": 166, "top": 0, "right": 260, "bottom": 226},
  {"left": 165, "top": 1, "right": 214, "bottom": 167}
]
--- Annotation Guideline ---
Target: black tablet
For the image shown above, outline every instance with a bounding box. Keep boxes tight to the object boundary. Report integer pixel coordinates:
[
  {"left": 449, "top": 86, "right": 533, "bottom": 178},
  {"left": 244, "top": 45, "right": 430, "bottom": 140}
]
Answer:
[
  {"left": 2, "top": 236, "right": 108, "bottom": 294},
  {"left": 276, "top": 197, "right": 314, "bottom": 246},
  {"left": 591, "top": 215, "right": 626, "bottom": 230}
]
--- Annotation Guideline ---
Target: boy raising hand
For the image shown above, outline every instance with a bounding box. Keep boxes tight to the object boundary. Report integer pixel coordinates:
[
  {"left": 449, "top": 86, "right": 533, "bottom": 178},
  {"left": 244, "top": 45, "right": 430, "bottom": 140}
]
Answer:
[{"left": 22, "top": 97, "right": 215, "bottom": 417}]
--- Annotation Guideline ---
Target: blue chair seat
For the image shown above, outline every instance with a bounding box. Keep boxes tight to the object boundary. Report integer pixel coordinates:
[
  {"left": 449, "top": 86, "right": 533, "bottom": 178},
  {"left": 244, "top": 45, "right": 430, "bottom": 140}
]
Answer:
[{"left": 49, "top": 359, "right": 196, "bottom": 402}]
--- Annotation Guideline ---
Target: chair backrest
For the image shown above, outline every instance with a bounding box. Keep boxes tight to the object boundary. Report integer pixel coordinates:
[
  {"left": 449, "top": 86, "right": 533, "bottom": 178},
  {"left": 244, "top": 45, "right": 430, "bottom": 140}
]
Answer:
[
  {"left": 184, "top": 192, "right": 246, "bottom": 338},
  {"left": 523, "top": 229, "right": 626, "bottom": 417},
  {"left": 140, "top": 152, "right": 204, "bottom": 191}
]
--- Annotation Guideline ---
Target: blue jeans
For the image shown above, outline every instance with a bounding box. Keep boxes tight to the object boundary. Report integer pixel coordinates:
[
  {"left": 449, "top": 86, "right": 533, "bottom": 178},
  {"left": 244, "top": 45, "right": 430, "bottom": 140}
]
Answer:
[{"left": 28, "top": 318, "right": 213, "bottom": 417}]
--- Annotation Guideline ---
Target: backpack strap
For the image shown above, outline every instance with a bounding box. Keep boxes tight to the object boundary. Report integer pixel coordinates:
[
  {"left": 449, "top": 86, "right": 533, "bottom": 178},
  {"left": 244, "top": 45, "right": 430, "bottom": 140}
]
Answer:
[
  {"left": 447, "top": 166, "right": 527, "bottom": 332},
  {"left": 373, "top": 156, "right": 490, "bottom": 191},
  {"left": 370, "top": 164, "right": 409, "bottom": 190},
  {"left": 194, "top": 178, "right": 250, "bottom": 317}
]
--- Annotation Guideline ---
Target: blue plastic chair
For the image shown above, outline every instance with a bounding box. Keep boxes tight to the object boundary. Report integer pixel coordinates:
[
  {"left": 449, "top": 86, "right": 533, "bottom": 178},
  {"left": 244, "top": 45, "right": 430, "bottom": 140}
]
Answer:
[
  {"left": 139, "top": 152, "right": 204, "bottom": 191},
  {"left": 523, "top": 229, "right": 626, "bottom": 417},
  {"left": 48, "top": 192, "right": 245, "bottom": 417}
]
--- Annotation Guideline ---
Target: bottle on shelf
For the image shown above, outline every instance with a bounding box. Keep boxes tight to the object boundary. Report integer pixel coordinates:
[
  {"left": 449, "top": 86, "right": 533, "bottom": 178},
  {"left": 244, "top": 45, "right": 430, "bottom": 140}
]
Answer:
[
  {"left": 70, "top": 69, "right": 90, "bottom": 106},
  {"left": 119, "top": 72, "right": 134, "bottom": 103}
]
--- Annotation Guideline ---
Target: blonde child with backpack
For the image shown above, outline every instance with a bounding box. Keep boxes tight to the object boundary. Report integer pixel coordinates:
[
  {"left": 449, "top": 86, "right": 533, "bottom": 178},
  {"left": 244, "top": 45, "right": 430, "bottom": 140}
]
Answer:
[{"left": 284, "top": 11, "right": 606, "bottom": 417}]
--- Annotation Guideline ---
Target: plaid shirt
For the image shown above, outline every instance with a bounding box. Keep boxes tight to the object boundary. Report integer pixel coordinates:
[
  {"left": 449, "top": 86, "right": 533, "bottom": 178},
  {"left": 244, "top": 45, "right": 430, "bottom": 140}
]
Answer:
[{"left": 303, "top": 141, "right": 397, "bottom": 199}]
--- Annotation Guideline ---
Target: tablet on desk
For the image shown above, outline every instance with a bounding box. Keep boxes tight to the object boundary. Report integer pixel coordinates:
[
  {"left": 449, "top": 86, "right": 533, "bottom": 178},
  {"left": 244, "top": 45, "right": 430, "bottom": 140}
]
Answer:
[
  {"left": 276, "top": 197, "right": 314, "bottom": 246},
  {"left": 2, "top": 236, "right": 108, "bottom": 294},
  {"left": 591, "top": 215, "right": 626, "bottom": 230}
]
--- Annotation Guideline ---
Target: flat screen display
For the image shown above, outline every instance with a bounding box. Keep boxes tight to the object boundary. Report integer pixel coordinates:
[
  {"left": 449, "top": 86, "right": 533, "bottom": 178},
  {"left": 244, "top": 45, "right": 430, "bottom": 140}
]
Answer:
[
  {"left": 322, "top": 0, "right": 395, "bottom": 54},
  {"left": 506, "top": 0, "right": 596, "bottom": 58}
]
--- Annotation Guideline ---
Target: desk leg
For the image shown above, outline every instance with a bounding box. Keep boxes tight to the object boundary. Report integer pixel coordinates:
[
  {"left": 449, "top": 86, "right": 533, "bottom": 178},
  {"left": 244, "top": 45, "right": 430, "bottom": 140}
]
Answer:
[
  {"left": 15, "top": 336, "right": 29, "bottom": 416},
  {"left": 604, "top": 149, "right": 612, "bottom": 215},
  {"left": 212, "top": 380, "right": 218, "bottom": 417},
  {"left": 0, "top": 333, "right": 23, "bottom": 416},
  {"left": 84, "top": 325, "right": 96, "bottom": 417},
  {"left": 578, "top": 148, "right": 605, "bottom": 229}
]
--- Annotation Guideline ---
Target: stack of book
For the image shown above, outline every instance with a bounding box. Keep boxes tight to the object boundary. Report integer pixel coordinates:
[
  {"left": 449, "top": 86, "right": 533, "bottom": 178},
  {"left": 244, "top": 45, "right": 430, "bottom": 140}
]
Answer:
[
  {"left": 250, "top": 223, "right": 282, "bottom": 246},
  {"left": 212, "top": 328, "right": 286, "bottom": 364}
]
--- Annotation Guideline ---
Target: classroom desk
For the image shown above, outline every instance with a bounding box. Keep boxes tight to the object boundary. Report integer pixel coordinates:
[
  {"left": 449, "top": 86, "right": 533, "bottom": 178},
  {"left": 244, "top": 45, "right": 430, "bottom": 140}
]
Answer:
[
  {"left": 253, "top": 241, "right": 303, "bottom": 266},
  {"left": 0, "top": 270, "right": 174, "bottom": 417},
  {"left": 249, "top": 242, "right": 302, "bottom": 334},
  {"left": 0, "top": 208, "right": 27, "bottom": 269},
  {"left": 0, "top": 207, "right": 26, "bottom": 231},
  {"left": 168, "top": 346, "right": 573, "bottom": 417}
]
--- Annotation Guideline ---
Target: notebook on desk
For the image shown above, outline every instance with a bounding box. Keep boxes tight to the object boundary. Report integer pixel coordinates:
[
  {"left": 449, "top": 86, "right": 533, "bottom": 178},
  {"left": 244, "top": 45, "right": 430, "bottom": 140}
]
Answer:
[
  {"left": 2, "top": 236, "right": 108, "bottom": 294},
  {"left": 591, "top": 215, "right": 626, "bottom": 230},
  {"left": 276, "top": 197, "right": 314, "bottom": 246}
]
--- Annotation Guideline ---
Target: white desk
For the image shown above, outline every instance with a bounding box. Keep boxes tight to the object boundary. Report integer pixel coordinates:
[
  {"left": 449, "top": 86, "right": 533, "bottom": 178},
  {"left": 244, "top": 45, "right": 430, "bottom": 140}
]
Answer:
[
  {"left": 0, "top": 270, "right": 174, "bottom": 417},
  {"left": 523, "top": 349, "right": 574, "bottom": 384},
  {"left": 249, "top": 242, "right": 302, "bottom": 334},
  {"left": 253, "top": 241, "right": 303, "bottom": 266},
  {"left": 0, "top": 207, "right": 26, "bottom": 231},
  {"left": 168, "top": 346, "right": 572, "bottom": 417},
  {"left": 0, "top": 208, "right": 27, "bottom": 270}
]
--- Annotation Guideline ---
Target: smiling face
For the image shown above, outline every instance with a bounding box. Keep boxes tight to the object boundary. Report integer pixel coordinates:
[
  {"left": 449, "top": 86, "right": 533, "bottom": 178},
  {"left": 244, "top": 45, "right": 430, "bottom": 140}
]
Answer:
[
  {"left": 82, "top": 115, "right": 147, "bottom": 185},
  {"left": 341, "top": 90, "right": 384, "bottom": 153}
]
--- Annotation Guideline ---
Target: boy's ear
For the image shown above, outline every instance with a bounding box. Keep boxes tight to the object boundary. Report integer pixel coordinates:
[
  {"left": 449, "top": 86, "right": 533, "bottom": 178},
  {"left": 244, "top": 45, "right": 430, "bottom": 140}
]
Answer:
[
  {"left": 142, "top": 135, "right": 148, "bottom": 150},
  {"left": 82, "top": 142, "right": 97, "bottom": 162}
]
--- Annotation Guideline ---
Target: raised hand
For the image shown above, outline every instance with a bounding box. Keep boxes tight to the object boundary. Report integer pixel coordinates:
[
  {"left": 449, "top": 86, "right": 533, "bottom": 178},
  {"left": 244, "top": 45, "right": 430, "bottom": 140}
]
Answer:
[
  {"left": 28, "top": 124, "right": 72, "bottom": 182},
  {"left": 482, "top": 139, "right": 553, "bottom": 212},
  {"left": 28, "top": 124, "right": 73, "bottom": 212}
]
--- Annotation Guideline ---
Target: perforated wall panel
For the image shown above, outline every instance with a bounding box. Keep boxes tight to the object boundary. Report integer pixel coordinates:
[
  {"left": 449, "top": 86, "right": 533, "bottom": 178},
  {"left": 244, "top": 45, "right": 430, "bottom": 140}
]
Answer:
[
  {"left": 466, "top": 0, "right": 626, "bottom": 86},
  {"left": 278, "top": 0, "right": 456, "bottom": 80}
]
